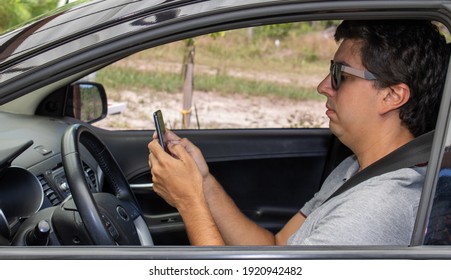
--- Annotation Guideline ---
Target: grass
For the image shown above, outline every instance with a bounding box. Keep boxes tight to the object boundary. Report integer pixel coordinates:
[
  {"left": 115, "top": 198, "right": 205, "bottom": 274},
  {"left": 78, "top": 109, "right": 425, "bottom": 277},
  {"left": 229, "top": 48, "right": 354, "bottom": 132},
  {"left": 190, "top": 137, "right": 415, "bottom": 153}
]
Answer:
[
  {"left": 96, "top": 67, "right": 322, "bottom": 101},
  {"left": 195, "top": 74, "right": 321, "bottom": 101},
  {"left": 97, "top": 67, "right": 182, "bottom": 94}
]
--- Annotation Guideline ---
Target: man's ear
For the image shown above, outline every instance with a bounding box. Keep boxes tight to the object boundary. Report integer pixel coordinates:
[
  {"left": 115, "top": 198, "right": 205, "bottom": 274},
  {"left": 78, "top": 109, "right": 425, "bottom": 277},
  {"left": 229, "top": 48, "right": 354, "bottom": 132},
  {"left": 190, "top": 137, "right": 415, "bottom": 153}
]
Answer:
[{"left": 379, "top": 83, "right": 410, "bottom": 114}]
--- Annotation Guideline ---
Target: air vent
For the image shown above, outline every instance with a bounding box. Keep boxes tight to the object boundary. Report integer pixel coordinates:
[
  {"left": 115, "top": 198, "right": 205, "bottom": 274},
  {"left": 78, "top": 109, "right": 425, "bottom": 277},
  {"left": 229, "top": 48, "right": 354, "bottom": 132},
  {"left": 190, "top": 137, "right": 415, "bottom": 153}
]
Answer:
[
  {"left": 82, "top": 162, "right": 98, "bottom": 192},
  {"left": 37, "top": 174, "right": 61, "bottom": 206}
]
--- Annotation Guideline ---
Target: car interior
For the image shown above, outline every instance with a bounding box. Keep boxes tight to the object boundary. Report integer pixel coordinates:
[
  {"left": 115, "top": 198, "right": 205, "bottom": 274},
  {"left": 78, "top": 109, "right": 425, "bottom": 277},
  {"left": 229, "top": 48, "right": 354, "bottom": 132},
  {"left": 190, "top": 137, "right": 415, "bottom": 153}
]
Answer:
[
  {"left": 0, "top": 20, "right": 360, "bottom": 246},
  {"left": 0, "top": 1, "right": 450, "bottom": 252}
]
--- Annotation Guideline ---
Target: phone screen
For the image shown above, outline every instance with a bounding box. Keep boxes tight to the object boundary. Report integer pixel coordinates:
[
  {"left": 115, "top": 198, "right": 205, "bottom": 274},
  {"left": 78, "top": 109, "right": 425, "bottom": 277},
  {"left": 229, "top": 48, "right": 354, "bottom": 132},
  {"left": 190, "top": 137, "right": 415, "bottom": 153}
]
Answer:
[{"left": 153, "top": 110, "right": 167, "bottom": 152}]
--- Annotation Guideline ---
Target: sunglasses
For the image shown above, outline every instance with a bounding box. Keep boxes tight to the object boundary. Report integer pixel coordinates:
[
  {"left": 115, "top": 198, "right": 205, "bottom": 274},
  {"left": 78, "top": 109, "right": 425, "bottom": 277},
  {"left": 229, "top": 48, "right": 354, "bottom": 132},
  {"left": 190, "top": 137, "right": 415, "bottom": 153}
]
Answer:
[{"left": 330, "top": 60, "right": 376, "bottom": 90}]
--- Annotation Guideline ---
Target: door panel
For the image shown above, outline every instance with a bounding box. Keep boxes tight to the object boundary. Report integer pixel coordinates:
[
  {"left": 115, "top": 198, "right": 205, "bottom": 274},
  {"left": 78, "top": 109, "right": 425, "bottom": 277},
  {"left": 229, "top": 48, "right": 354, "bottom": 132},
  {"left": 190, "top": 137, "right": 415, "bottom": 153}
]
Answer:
[{"left": 95, "top": 128, "right": 351, "bottom": 245}]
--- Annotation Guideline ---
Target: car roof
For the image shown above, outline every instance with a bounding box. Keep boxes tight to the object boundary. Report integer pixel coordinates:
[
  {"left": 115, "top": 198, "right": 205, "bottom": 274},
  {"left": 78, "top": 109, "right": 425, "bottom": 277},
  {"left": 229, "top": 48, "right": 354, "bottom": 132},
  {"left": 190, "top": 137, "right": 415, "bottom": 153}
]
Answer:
[{"left": 0, "top": 0, "right": 450, "bottom": 104}]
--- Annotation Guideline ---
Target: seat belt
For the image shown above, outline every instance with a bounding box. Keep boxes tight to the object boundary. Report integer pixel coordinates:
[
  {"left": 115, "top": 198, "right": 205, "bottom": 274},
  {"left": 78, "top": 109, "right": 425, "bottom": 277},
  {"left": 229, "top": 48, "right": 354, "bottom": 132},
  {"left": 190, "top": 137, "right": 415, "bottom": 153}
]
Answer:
[{"left": 323, "top": 130, "right": 434, "bottom": 204}]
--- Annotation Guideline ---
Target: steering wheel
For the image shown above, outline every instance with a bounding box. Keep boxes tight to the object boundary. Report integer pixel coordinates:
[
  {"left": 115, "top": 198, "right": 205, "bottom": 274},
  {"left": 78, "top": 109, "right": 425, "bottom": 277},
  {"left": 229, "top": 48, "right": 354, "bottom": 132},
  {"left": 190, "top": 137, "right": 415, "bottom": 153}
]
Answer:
[{"left": 58, "top": 124, "right": 153, "bottom": 245}]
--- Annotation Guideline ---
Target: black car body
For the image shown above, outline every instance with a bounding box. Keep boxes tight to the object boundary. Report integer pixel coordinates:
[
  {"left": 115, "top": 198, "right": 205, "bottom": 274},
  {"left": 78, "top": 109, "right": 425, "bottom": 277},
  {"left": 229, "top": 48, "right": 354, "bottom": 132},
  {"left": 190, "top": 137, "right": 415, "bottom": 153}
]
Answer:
[{"left": 0, "top": 0, "right": 451, "bottom": 259}]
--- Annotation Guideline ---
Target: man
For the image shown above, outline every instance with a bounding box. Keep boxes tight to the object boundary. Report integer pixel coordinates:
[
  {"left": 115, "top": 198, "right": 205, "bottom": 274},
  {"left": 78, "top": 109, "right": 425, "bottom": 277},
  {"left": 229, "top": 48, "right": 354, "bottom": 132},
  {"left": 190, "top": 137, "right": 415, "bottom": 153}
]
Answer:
[{"left": 148, "top": 20, "right": 449, "bottom": 245}]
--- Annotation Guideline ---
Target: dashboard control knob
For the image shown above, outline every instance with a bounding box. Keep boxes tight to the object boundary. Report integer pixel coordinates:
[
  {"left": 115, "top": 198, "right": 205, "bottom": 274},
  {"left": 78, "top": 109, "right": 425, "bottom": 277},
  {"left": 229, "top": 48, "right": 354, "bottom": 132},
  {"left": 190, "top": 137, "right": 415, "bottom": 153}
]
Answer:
[
  {"left": 59, "top": 182, "right": 69, "bottom": 192},
  {"left": 26, "top": 220, "right": 50, "bottom": 246}
]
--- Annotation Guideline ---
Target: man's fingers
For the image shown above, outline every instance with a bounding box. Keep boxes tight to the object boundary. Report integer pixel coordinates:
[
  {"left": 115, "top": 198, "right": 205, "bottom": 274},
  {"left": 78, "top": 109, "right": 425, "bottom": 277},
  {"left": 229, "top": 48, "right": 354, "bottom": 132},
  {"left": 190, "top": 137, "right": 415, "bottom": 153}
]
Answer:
[
  {"left": 167, "top": 142, "right": 186, "bottom": 160},
  {"left": 179, "top": 138, "right": 200, "bottom": 155},
  {"left": 168, "top": 142, "right": 196, "bottom": 166},
  {"left": 152, "top": 128, "right": 182, "bottom": 140},
  {"left": 148, "top": 139, "right": 165, "bottom": 160},
  {"left": 166, "top": 129, "right": 181, "bottom": 141}
]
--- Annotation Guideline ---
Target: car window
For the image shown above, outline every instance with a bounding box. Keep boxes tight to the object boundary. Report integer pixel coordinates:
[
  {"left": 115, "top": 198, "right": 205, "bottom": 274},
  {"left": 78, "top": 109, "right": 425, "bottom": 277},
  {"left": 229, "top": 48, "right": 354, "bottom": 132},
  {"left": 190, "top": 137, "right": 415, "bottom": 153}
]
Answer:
[
  {"left": 92, "top": 22, "right": 337, "bottom": 130},
  {"left": 419, "top": 22, "right": 451, "bottom": 245},
  {"left": 424, "top": 128, "right": 451, "bottom": 245}
]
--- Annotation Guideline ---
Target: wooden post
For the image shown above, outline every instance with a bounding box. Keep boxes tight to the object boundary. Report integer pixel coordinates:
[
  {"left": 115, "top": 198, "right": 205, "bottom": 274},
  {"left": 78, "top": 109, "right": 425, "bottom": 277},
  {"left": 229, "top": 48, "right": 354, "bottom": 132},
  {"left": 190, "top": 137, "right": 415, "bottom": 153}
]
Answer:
[{"left": 182, "top": 39, "right": 195, "bottom": 128}]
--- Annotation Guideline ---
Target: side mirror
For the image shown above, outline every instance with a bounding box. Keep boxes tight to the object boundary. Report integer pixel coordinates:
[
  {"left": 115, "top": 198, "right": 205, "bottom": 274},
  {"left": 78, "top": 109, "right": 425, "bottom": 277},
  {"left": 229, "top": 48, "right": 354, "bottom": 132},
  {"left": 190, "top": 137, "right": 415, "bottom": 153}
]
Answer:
[{"left": 66, "top": 81, "right": 108, "bottom": 123}]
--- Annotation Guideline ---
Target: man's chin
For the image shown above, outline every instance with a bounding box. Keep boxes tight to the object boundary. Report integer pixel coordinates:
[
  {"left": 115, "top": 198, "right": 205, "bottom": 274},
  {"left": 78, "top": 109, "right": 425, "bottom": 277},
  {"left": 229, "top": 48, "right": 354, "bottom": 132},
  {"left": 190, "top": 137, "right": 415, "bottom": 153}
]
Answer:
[{"left": 328, "top": 122, "right": 341, "bottom": 138}]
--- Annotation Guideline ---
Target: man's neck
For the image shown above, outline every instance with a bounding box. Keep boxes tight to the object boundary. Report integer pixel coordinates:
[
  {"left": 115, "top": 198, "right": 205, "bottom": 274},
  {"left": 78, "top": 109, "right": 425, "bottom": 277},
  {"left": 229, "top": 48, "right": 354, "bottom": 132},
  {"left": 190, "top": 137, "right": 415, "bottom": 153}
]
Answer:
[{"left": 352, "top": 128, "right": 415, "bottom": 172}]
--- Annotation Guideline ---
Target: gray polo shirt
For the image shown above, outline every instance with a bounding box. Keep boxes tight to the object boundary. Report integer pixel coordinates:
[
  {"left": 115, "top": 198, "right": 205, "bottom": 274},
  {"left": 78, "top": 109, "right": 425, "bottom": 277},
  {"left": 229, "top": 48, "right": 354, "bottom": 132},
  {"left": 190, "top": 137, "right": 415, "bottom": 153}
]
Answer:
[{"left": 288, "top": 156, "right": 426, "bottom": 245}]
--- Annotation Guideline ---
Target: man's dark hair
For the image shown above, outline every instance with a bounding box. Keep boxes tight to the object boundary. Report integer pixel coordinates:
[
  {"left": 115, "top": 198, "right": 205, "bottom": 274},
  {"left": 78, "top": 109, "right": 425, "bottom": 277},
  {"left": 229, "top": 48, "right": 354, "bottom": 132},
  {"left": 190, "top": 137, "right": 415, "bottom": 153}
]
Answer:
[{"left": 335, "top": 20, "right": 450, "bottom": 137}]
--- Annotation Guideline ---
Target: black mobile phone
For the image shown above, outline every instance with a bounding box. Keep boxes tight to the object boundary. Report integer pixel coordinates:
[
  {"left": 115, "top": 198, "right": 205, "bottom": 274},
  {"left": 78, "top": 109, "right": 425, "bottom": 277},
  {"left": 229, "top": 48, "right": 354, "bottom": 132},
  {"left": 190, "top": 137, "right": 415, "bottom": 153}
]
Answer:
[{"left": 153, "top": 110, "right": 167, "bottom": 152}]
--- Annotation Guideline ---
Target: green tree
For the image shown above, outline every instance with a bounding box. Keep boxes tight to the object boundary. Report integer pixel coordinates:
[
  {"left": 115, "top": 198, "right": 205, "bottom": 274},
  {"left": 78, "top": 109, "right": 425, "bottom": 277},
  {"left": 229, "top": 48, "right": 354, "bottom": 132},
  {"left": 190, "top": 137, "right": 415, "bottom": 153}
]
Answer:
[
  {"left": 0, "top": 0, "right": 59, "bottom": 32},
  {"left": 25, "top": 0, "right": 60, "bottom": 17}
]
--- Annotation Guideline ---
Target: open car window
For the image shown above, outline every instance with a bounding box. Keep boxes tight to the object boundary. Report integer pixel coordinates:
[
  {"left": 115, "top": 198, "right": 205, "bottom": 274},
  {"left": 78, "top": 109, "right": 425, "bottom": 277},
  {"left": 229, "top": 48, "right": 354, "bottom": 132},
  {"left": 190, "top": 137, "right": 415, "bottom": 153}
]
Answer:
[{"left": 92, "top": 22, "right": 337, "bottom": 130}]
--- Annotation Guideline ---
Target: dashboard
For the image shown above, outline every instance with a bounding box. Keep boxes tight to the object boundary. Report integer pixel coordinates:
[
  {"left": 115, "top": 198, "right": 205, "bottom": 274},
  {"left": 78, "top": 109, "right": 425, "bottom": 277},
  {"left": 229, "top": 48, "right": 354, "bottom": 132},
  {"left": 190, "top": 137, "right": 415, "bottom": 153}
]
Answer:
[{"left": 0, "top": 111, "right": 102, "bottom": 244}]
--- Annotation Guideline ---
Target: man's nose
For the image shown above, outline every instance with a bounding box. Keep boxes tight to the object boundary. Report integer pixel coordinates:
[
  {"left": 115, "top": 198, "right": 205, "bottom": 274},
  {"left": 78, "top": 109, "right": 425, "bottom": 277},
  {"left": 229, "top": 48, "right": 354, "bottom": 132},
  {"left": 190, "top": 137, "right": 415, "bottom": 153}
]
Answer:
[{"left": 317, "top": 74, "right": 335, "bottom": 97}]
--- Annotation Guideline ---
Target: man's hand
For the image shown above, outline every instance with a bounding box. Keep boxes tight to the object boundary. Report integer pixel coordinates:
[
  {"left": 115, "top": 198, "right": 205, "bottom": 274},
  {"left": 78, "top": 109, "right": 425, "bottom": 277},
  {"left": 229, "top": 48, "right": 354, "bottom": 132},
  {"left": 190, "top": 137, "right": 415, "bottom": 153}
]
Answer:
[
  {"left": 148, "top": 138, "right": 204, "bottom": 209},
  {"left": 148, "top": 131, "right": 225, "bottom": 246},
  {"left": 152, "top": 129, "right": 210, "bottom": 181}
]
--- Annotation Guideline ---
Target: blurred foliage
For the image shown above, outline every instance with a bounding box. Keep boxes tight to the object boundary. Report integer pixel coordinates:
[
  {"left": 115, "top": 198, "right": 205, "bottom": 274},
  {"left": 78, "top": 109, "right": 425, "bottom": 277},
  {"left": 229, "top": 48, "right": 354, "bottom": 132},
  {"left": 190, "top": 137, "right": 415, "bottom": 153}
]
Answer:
[
  {"left": 253, "top": 21, "right": 339, "bottom": 40},
  {"left": 0, "top": 0, "right": 60, "bottom": 32}
]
